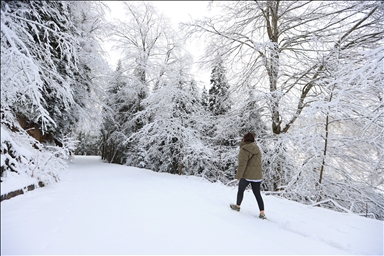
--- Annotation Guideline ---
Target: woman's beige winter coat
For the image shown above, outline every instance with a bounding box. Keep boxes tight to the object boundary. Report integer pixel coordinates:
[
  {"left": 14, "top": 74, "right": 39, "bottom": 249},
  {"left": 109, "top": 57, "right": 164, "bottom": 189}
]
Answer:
[{"left": 236, "top": 141, "right": 262, "bottom": 180}]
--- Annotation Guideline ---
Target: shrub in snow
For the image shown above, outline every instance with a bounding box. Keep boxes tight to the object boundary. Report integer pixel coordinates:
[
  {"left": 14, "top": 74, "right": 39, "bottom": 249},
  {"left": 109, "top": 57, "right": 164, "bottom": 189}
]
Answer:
[{"left": 1, "top": 125, "right": 72, "bottom": 193}]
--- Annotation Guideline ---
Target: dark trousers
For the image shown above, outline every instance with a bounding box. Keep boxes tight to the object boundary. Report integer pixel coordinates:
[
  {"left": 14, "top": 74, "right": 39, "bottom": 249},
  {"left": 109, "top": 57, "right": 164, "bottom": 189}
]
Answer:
[{"left": 237, "top": 179, "right": 264, "bottom": 211}]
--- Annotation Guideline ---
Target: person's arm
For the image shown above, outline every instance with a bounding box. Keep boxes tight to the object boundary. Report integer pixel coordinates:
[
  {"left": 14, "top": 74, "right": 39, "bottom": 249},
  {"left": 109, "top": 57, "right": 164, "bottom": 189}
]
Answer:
[{"left": 236, "top": 148, "right": 248, "bottom": 180}]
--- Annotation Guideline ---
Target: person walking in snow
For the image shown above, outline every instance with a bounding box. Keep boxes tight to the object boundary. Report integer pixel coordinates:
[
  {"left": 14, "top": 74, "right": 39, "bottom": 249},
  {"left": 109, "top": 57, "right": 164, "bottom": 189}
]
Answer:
[{"left": 230, "top": 132, "right": 266, "bottom": 220}]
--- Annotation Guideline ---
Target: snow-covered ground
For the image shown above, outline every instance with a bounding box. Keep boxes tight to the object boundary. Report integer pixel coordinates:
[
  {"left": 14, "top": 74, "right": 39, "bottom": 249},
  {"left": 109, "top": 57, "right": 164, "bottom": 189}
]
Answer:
[{"left": 1, "top": 156, "right": 383, "bottom": 255}]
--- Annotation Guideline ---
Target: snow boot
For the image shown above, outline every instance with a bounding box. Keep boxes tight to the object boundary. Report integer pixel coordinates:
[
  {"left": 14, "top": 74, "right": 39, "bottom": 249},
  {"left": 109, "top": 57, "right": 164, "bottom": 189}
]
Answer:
[{"left": 230, "top": 204, "right": 240, "bottom": 212}]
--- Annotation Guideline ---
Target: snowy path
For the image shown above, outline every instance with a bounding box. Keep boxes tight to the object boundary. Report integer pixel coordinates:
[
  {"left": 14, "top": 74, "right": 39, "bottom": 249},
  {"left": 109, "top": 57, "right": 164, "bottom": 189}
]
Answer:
[{"left": 1, "top": 156, "right": 383, "bottom": 255}]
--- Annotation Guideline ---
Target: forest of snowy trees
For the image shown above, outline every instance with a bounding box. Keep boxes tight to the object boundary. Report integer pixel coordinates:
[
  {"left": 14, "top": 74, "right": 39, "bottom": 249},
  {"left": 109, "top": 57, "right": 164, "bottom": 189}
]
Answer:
[{"left": 1, "top": 1, "right": 383, "bottom": 219}]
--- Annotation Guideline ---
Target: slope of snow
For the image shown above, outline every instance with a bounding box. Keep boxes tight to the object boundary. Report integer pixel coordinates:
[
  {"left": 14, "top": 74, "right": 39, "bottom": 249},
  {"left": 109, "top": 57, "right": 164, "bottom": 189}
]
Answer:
[{"left": 1, "top": 156, "right": 383, "bottom": 255}]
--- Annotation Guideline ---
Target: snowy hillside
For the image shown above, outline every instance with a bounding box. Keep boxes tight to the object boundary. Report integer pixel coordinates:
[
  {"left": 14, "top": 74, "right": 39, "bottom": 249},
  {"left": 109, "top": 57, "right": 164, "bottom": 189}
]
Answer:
[{"left": 1, "top": 156, "right": 383, "bottom": 255}]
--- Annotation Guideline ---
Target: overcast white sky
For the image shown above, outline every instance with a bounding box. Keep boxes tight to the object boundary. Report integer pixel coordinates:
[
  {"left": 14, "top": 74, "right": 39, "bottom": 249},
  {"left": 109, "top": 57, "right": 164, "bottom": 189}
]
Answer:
[
  {"left": 103, "top": 1, "right": 214, "bottom": 87},
  {"left": 105, "top": 1, "right": 212, "bottom": 24}
]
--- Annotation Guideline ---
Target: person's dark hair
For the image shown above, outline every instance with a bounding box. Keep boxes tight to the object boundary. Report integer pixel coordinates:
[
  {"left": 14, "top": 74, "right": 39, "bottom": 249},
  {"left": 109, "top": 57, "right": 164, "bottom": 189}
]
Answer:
[{"left": 243, "top": 132, "right": 255, "bottom": 142}]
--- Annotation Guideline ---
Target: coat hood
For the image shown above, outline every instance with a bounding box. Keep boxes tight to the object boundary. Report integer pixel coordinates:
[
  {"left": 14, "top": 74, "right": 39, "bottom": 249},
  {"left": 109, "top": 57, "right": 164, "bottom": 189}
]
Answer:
[{"left": 240, "top": 141, "right": 259, "bottom": 155}]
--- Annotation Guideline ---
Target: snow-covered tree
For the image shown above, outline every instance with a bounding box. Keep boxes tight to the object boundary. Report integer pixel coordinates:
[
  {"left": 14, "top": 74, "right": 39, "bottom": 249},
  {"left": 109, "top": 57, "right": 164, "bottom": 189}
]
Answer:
[
  {"left": 99, "top": 60, "right": 130, "bottom": 163},
  {"left": 108, "top": 2, "right": 176, "bottom": 89},
  {"left": 2, "top": 1, "right": 76, "bottom": 131},
  {"left": 102, "top": 2, "right": 197, "bottom": 165},
  {"left": 1, "top": 1, "right": 79, "bottom": 186},
  {"left": 201, "top": 85, "right": 209, "bottom": 111},
  {"left": 208, "top": 54, "right": 231, "bottom": 116},
  {"left": 281, "top": 42, "right": 384, "bottom": 219},
  {"left": 99, "top": 59, "right": 150, "bottom": 164},
  {"left": 69, "top": 1, "right": 109, "bottom": 130},
  {"left": 100, "top": 2, "right": 167, "bottom": 160},
  {"left": 196, "top": 55, "right": 236, "bottom": 181},
  {"left": 75, "top": 131, "right": 99, "bottom": 156},
  {"left": 1, "top": 1, "right": 108, "bottom": 190},
  {"left": 126, "top": 62, "right": 211, "bottom": 176}
]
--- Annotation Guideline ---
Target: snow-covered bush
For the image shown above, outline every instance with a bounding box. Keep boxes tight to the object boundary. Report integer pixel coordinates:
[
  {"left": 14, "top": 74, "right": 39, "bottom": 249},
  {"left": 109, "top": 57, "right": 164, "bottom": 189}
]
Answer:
[{"left": 1, "top": 124, "right": 73, "bottom": 194}]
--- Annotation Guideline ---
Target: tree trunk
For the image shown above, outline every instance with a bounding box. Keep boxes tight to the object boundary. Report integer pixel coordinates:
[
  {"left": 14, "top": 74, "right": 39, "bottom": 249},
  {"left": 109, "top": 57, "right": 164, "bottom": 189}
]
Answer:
[
  {"left": 319, "top": 114, "right": 330, "bottom": 184},
  {"left": 319, "top": 90, "right": 333, "bottom": 184}
]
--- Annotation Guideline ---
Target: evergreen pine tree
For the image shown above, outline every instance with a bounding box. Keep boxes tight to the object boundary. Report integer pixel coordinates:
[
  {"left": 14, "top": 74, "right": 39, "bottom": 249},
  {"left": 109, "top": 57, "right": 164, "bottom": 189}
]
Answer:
[
  {"left": 100, "top": 60, "right": 130, "bottom": 163},
  {"left": 208, "top": 55, "right": 231, "bottom": 116},
  {"left": 201, "top": 85, "right": 209, "bottom": 111},
  {"left": 126, "top": 65, "right": 209, "bottom": 175}
]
